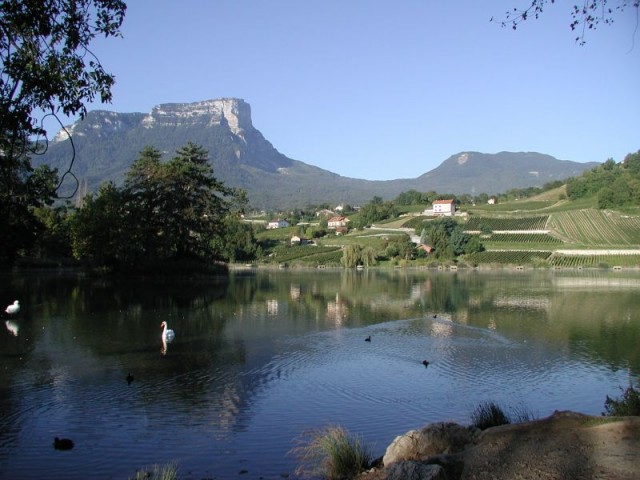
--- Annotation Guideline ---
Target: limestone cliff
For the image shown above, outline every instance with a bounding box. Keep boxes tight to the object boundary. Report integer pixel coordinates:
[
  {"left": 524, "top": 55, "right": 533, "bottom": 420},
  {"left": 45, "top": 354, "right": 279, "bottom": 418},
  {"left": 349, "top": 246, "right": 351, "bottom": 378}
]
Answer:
[{"left": 141, "top": 98, "right": 253, "bottom": 139}]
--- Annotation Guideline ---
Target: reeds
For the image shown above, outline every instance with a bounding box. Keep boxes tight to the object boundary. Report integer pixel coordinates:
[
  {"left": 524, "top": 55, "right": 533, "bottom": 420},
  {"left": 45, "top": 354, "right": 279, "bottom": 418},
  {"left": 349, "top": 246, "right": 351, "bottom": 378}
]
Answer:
[{"left": 290, "top": 425, "right": 372, "bottom": 479}]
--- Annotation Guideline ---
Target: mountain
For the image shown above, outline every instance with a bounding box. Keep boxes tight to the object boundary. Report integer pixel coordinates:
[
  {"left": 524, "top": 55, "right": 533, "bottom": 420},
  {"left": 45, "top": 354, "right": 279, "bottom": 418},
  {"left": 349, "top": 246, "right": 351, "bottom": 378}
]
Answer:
[{"left": 36, "top": 98, "right": 599, "bottom": 210}]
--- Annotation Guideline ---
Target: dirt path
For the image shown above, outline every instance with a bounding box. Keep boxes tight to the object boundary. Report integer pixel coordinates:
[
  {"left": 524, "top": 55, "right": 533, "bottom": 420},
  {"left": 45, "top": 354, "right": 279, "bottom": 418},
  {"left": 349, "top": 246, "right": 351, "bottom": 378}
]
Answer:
[
  {"left": 460, "top": 412, "right": 640, "bottom": 480},
  {"left": 360, "top": 412, "right": 640, "bottom": 480}
]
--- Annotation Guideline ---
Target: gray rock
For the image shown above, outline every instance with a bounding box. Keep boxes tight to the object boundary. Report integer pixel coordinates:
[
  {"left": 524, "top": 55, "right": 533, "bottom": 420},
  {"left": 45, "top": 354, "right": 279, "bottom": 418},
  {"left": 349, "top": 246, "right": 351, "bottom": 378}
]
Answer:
[
  {"left": 384, "top": 461, "right": 447, "bottom": 480},
  {"left": 383, "top": 422, "right": 479, "bottom": 465}
]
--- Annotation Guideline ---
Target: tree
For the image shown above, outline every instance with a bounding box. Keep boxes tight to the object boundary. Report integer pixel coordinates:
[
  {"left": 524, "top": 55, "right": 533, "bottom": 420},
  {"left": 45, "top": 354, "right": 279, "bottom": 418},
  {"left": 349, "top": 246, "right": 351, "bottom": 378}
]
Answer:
[
  {"left": 340, "top": 244, "right": 379, "bottom": 267},
  {"left": 421, "top": 217, "right": 481, "bottom": 260},
  {"left": 497, "top": 1, "right": 639, "bottom": 45},
  {"left": 72, "top": 143, "right": 236, "bottom": 268},
  {"left": 0, "top": 0, "right": 126, "bottom": 266},
  {"left": 123, "top": 142, "right": 233, "bottom": 263},
  {"left": 622, "top": 150, "right": 640, "bottom": 175},
  {"left": 1, "top": 0, "right": 126, "bottom": 151},
  {"left": 70, "top": 181, "right": 130, "bottom": 265},
  {"left": 0, "top": 148, "right": 58, "bottom": 264}
]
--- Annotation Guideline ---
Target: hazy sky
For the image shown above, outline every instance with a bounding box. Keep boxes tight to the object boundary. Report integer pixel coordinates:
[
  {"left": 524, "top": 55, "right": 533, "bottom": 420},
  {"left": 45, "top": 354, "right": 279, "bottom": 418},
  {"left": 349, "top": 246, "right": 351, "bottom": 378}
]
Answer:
[{"left": 83, "top": 0, "right": 639, "bottom": 180}]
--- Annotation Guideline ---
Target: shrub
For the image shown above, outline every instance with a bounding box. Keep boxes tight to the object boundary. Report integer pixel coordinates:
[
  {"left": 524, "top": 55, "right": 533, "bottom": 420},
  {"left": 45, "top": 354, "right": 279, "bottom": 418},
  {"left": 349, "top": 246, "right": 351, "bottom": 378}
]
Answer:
[
  {"left": 470, "top": 401, "right": 511, "bottom": 430},
  {"left": 290, "top": 425, "right": 372, "bottom": 479},
  {"left": 603, "top": 384, "right": 640, "bottom": 417}
]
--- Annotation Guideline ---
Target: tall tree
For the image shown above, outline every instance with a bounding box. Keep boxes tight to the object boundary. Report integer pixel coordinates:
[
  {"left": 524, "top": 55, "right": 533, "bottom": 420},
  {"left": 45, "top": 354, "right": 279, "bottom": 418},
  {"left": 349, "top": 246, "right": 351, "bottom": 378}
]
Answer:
[
  {"left": 0, "top": 0, "right": 126, "bottom": 265},
  {"left": 73, "top": 143, "right": 237, "bottom": 268},
  {"left": 123, "top": 143, "right": 232, "bottom": 264}
]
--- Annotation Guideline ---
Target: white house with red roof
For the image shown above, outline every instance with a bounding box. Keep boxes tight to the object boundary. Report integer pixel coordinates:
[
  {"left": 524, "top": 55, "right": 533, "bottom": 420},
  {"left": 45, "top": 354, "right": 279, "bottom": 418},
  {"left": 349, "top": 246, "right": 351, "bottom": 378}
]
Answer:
[
  {"left": 327, "top": 216, "right": 349, "bottom": 229},
  {"left": 432, "top": 199, "right": 455, "bottom": 216}
]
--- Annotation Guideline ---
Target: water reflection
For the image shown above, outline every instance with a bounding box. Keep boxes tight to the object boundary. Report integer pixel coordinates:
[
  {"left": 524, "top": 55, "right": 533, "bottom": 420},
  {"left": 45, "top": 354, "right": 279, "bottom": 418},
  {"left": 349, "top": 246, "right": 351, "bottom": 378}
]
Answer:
[
  {"left": 4, "top": 320, "right": 19, "bottom": 336},
  {"left": 0, "top": 269, "right": 638, "bottom": 479}
]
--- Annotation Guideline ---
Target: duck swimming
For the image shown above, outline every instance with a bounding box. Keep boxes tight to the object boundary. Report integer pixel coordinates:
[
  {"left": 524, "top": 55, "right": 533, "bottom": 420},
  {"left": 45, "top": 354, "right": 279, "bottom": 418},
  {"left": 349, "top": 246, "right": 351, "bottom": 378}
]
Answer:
[{"left": 53, "top": 437, "right": 74, "bottom": 450}]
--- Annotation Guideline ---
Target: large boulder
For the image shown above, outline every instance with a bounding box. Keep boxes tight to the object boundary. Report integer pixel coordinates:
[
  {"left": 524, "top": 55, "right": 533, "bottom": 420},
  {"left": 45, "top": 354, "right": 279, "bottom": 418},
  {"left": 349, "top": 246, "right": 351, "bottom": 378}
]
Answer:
[
  {"left": 383, "top": 422, "right": 479, "bottom": 466},
  {"left": 384, "top": 461, "right": 447, "bottom": 480}
]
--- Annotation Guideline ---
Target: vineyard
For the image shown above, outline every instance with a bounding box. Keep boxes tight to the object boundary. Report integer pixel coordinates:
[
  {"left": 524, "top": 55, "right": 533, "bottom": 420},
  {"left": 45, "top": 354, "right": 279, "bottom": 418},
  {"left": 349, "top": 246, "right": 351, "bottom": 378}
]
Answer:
[
  {"left": 268, "top": 245, "right": 342, "bottom": 264},
  {"left": 548, "top": 253, "right": 640, "bottom": 268},
  {"left": 548, "top": 209, "right": 640, "bottom": 246},
  {"left": 464, "top": 216, "right": 549, "bottom": 231},
  {"left": 464, "top": 250, "right": 552, "bottom": 265},
  {"left": 480, "top": 233, "right": 562, "bottom": 244}
]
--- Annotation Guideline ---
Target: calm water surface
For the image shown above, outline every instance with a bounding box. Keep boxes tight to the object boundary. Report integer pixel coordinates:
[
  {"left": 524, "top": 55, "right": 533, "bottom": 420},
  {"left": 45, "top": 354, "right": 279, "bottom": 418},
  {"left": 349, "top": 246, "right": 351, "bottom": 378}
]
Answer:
[{"left": 0, "top": 268, "right": 638, "bottom": 479}]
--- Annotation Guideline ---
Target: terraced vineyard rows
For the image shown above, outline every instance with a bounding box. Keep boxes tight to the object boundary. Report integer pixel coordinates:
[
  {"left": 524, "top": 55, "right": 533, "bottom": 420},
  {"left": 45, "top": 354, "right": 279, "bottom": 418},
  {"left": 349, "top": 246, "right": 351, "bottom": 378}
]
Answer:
[
  {"left": 549, "top": 253, "right": 640, "bottom": 268},
  {"left": 269, "top": 246, "right": 342, "bottom": 264},
  {"left": 465, "top": 250, "right": 552, "bottom": 265},
  {"left": 464, "top": 216, "right": 549, "bottom": 231},
  {"left": 480, "top": 233, "right": 562, "bottom": 244},
  {"left": 548, "top": 209, "right": 640, "bottom": 245}
]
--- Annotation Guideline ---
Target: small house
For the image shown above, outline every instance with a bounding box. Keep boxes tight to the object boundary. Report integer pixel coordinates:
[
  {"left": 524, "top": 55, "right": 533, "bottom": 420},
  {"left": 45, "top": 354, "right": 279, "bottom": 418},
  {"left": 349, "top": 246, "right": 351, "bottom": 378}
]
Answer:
[
  {"left": 267, "top": 219, "right": 290, "bottom": 229},
  {"left": 327, "top": 216, "right": 349, "bottom": 229},
  {"left": 432, "top": 199, "right": 455, "bottom": 216}
]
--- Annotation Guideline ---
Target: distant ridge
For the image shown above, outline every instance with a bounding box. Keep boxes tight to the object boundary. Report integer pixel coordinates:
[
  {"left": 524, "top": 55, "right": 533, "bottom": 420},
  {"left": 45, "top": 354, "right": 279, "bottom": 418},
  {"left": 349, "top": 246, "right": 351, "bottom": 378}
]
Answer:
[{"left": 36, "top": 98, "right": 599, "bottom": 210}]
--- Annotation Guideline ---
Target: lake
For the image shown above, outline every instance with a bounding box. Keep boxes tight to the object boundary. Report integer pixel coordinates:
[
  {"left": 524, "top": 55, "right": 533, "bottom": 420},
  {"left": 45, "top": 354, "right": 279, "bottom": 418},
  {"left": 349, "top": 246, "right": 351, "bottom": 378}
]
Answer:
[{"left": 0, "top": 268, "right": 638, "bottom": 479}]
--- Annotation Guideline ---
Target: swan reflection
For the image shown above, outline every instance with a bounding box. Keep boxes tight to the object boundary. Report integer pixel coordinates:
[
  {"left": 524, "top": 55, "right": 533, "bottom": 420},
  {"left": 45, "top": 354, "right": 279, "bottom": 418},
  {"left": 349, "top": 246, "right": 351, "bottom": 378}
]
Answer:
[{"left": 5, "top": 320, "right": 19, "bottom": 336}]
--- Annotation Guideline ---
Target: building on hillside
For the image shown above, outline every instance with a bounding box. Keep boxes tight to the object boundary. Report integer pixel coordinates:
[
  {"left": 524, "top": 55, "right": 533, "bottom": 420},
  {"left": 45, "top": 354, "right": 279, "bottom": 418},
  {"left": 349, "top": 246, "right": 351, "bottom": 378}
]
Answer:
[
  {"left": 267, "top": 219, "right": 290, "bottom": 229},
  {"left": 418, "top": 244, "right": 435, "bottom": 254},
  {"left": 488, "top": 197, "right": 496, "bottom": 205},
  {"left": 290, "top": 236, "right": 309, "bottom": 245},
  {"left": 432, "top": 199, "right": 455, "bottom": 216},
  {"left": 327, "top": 216, "right": 349, "bottom": 229},
  {"left": 315, "top": 209, "right": 334, "bottom": 217}
]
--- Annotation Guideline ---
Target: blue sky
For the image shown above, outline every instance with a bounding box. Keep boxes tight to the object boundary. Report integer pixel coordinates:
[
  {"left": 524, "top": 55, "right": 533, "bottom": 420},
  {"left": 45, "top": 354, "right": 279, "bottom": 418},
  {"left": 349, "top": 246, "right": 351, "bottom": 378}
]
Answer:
[{"left": 83, "top": 0, "right": 639, "bottom": 180}]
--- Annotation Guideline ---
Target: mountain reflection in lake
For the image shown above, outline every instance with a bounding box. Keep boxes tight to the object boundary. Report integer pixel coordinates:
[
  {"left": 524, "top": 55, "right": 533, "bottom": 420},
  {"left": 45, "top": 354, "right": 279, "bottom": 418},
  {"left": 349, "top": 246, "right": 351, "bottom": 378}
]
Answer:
[{"left": 0, "top": 269, "right": 638, "bottom": 479}]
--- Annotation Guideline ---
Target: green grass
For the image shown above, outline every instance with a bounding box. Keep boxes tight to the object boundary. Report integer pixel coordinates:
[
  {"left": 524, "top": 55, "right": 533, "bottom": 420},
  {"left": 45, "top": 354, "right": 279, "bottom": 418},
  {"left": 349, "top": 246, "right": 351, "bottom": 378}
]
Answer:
[
  {"left": 290, "top": 426, "right": 372, "bottom": 480},
  {"left": 603, "top": 383, "right": 640, "bottom": 417},
  {"left": 470, "top": 402, "right": 511, "bottom": 430}
]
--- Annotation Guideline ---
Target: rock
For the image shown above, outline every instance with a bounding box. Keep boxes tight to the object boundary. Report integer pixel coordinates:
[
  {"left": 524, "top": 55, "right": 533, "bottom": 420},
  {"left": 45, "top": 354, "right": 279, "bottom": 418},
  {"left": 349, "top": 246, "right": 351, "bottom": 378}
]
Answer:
[
  {"left": 383, "top": 423, "right": 479, "bottom": 465},
  {"left": 384, "top": 461, "right": 447, "bottom": 480}
]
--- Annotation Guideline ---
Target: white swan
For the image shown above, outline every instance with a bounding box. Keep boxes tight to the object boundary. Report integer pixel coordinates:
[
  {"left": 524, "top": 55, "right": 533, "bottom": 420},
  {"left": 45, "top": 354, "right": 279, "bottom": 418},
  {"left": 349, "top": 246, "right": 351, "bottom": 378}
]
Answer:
[
  {"left": 160, "top": 321, "right": 175, "bottom": 342},
  {"left": 5, "top": 300, "right": 19, "bottom": 315}
]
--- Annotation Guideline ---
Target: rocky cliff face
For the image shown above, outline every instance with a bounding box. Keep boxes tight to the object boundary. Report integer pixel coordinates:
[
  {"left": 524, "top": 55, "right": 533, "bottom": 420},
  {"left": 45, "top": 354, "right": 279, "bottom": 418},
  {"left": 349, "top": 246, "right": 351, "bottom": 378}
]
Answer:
[{"left": 141, "top": 98, "right": 253, "bottom": 139}]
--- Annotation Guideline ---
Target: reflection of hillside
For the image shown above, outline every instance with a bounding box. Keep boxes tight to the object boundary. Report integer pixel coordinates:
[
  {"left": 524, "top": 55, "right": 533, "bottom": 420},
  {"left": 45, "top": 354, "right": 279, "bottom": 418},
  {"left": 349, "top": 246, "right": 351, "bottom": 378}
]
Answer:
[
  {"left": 492, "top": 294, "right": 551, "bottom": 311},
  {"left": 553, "top": 276, "right": 640, "bottom": 290},
  {"left": 463, "top": 281, "right": 640, "bottom": 374}
]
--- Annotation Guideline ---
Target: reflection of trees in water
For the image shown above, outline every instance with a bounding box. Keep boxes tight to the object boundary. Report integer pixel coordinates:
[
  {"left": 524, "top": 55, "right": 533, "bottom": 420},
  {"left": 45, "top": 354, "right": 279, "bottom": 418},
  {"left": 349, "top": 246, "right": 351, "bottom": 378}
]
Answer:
[
  {"left": 462, "top": 276, "right": 640, "bottom": 376},
  {"left": 557, "top": 291, "right": 640, "bottom": 375}
]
